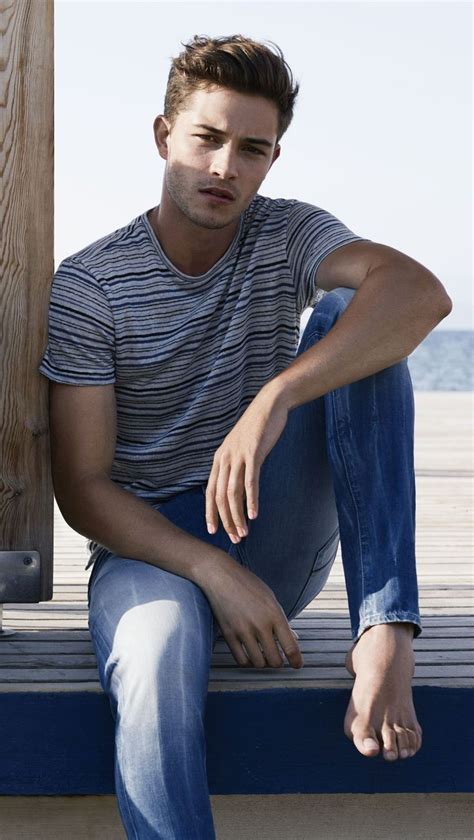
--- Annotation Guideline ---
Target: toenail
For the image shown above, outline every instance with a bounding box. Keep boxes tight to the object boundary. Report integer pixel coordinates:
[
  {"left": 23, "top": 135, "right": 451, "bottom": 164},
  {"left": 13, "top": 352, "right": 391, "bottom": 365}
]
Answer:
[
  {"left": 387, "top": 750, "right": 397, "bottom": 760},
  {"left": 400, "top": 749, "right": 408, "bottom": 758}
]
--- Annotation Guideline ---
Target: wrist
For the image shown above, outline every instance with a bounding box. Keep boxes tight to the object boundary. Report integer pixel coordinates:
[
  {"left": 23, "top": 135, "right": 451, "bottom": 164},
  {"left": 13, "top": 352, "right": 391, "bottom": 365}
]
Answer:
[
  {"left": 259, "top": 375, "right": 294, "bottom": 413},
  {"left": 191, "top": 545, "right": 238, "bottom": 591}
]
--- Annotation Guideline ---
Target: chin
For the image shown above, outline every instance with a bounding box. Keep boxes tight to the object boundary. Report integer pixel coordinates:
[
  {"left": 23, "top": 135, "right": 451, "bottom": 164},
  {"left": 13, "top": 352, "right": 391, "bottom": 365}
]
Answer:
[{"left": 187, "top": 207, "right": 240, "bottom": 230}]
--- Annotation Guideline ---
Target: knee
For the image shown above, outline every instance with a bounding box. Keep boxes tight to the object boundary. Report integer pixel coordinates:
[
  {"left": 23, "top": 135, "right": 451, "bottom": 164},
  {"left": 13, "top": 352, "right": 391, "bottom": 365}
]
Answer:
[
  {"left": 111, "top": 601, "right": 211, "bottom": 699},
  {"left": 312, "top": 286, "right": 357, "bottom": 321},
  {"left": 321, "top": 285, "right": 357, "bottom": 310},
  {"left": 301, "top": 286, "right": 357, "bottom": 346}
]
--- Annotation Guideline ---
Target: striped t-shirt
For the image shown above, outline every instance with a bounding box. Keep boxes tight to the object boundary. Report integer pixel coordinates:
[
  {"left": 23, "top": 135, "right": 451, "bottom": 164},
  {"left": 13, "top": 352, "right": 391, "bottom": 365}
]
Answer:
[{"left": 38, "top": 193, "right": 369, "bottom": 568}]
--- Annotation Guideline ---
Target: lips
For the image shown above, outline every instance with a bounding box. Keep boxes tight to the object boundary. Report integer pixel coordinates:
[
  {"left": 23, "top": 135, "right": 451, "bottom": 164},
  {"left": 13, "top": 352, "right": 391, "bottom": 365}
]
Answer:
[{"left": 200, "top": 187, "right": 235, "bottom": 201}]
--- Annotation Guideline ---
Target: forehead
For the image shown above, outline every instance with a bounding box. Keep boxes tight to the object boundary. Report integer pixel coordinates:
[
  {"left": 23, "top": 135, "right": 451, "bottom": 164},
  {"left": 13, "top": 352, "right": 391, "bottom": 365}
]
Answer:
[{"left": 178, "top": 85, "right": 279, "bottom": 140}]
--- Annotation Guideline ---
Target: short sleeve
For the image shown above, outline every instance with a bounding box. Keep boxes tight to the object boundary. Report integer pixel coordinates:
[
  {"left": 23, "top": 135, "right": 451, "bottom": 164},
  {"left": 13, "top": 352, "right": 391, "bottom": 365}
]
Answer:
[
  {"left": 286, "top": 200, "right": 372, "bottom": 312},
  {"left": 38, "top": 257, "right": 116, "bottom": 385}
]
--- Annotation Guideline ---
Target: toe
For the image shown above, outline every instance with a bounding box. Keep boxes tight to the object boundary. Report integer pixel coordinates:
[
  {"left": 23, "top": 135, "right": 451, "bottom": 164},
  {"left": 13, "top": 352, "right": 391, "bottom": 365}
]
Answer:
[
  {"left": 394, "top": 724, "right": 411, "bottom": 759},
  {"left": 352, "top": 727, "right": 381, "bottom": 757},
  {"left": 382, "top": 726, "right": 398, "bottom": 761},
  {"left": 405, "top": 727, "right": 420, "bottom": 757},
  {"left": 415, "top": 723, "right": 423, "bottom": 753}
]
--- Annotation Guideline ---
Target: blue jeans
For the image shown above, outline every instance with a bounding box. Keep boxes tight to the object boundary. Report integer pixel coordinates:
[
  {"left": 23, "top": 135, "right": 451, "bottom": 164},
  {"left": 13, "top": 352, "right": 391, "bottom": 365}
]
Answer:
[{"left": 87, "top": 286, "right": 422, "bottom": 839}]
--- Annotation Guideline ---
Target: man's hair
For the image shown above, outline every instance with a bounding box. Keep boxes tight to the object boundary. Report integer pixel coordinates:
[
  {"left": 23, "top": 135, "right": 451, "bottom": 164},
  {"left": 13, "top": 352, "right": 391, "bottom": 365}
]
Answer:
[{"left": 163, "top": 34, "right": 300, "bottom": 143}]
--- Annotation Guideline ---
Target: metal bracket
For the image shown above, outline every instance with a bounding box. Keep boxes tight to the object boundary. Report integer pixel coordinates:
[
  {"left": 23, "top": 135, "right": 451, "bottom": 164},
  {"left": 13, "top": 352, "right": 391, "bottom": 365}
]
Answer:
[{"left": 0, "top": 551, "right": 41, "bottom": 637}]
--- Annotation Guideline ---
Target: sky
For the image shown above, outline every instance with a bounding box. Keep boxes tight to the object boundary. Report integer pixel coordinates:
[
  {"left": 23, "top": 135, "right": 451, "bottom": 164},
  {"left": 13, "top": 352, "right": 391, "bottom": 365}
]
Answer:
[{"left": 54, "top": 0, "right": 472, "bottom": 329}]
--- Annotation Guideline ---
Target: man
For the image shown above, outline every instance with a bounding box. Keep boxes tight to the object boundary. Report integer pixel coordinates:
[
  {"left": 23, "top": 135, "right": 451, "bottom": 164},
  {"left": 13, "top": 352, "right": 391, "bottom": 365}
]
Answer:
[{"left": 39, "top": 34, "right": 452, "bottom": 839}]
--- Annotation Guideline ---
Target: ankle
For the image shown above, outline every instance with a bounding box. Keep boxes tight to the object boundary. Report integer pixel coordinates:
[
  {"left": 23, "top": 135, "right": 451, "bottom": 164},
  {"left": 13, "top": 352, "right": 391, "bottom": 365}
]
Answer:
[{"left": 360, "top": 622, "right": 416, "bottom": 641}]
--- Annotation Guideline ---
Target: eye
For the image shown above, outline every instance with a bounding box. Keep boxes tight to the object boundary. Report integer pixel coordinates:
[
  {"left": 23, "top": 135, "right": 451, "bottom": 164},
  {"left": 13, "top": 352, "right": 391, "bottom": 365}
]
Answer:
[
  {"left": 194, "top": 135, "right": 264, "bottom": 155},
  {"left": 195, "top": 134, "right": 220, "bottom": 143},
  {"left": 243, "top": 146, "right": 265, "bottom": 156}
]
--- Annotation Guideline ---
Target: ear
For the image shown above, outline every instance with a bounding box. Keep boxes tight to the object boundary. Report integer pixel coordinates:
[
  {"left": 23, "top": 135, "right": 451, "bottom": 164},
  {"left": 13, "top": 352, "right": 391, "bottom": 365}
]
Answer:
[
  {"left": 153, "top": 115, "right": 171, "bottom": 161},
  {"left": 269, "top": 144, "right": 281, "bottom": 169}
]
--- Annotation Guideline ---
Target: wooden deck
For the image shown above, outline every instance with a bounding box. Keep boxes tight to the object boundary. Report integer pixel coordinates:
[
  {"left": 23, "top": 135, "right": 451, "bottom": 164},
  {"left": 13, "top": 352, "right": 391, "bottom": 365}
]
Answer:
[{"left": 0, "top": 391, "right": 472, "bottom": 692}]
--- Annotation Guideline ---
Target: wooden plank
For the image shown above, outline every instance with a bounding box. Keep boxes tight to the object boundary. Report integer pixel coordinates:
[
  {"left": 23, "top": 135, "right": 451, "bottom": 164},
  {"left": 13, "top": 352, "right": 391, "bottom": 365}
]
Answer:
[
  {"left": 0, "top": 390, "right": 472, "bottom": 690},
  {"left": 0, "top": 651, "right": 472, "bottom": 669},
  {"left": 1, "top": 636, "right": 472, "bottom": 654},
  {"left": 0, "top": 664, "right": 472, "bottom": 684},
  {"left": 1, "top": 678, "right": 473, "bottom": 692},
  {"left": 1, "top": 0, "right": 54, "bottom": 601}
]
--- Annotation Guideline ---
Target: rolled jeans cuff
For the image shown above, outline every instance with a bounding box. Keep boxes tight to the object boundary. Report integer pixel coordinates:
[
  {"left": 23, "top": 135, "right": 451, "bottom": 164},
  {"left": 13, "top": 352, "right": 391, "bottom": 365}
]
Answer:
[{"left": 354, "top": 611, "right": 423, "bottom": 643}]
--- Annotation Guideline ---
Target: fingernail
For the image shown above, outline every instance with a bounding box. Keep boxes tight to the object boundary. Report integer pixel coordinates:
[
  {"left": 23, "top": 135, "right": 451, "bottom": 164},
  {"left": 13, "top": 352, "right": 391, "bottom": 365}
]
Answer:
[
  {"left": 248, "top": 509, "right": 257, "bottom": 519},
  {"left": 207, "top": 522, "right": 216, "bottom": 534},
  {"left": 229, "top": 534, "right": 240, "bottom": 544},
  {"left": 237, "top": 527, "right": 247, "bottom": 537}
]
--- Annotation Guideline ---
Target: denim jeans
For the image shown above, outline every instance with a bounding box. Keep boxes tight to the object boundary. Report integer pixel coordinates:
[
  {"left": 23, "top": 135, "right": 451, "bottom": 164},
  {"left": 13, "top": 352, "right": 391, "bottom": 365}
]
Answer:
[{"left": 87, "top": 286, "right": 422, "bottom": 839}]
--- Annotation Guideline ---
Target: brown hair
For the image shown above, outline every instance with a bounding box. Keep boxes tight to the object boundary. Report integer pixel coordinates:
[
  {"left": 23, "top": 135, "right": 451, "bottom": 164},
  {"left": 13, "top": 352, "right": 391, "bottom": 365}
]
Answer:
[{"left": 163, "top": 34, "right": 300, "bottom": 143}]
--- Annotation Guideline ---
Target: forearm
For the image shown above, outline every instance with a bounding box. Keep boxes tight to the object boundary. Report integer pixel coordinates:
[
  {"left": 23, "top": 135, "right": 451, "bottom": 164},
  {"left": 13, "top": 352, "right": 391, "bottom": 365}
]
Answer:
[
  {"left": 59, "top": 475, "right": 232, "bottom": 587},
  {"left": 266, "top": 265, "right": 452, "bottom": 411}
]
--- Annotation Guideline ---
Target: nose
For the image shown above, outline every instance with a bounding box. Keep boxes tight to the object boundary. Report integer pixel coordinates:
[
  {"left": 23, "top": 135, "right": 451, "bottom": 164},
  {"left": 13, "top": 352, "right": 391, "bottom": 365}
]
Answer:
[{"left": 210, "top": 143, "right": 238, "bottom": 180}]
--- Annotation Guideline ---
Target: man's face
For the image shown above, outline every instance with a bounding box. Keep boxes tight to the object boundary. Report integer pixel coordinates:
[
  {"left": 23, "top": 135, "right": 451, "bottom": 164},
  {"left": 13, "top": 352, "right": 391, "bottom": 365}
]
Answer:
[{"left": 155, "top": 85, "right": 281, "bottom": 230}]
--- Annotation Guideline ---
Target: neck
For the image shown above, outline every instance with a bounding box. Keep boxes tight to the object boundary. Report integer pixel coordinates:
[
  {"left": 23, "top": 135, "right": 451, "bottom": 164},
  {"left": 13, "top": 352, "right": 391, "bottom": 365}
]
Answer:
[{"left": 148, "top": 193, "right": 241, "bottom": 277}]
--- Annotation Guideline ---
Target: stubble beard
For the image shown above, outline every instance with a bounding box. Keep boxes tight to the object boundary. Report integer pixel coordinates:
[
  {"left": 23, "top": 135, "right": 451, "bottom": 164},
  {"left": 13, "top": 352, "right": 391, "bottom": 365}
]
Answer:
[{"left": 165, "top": 164, "right": 242, "bottom": 231}]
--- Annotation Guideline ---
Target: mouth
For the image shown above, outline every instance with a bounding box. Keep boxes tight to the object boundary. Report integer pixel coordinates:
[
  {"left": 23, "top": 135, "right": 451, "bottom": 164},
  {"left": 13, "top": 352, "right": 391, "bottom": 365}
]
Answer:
[{"left": 199, "top": 187, "right": 236, "bottom": 204}]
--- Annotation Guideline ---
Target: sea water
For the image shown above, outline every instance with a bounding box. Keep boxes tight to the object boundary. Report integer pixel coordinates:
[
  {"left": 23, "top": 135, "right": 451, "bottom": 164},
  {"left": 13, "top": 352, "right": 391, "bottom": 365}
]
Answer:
[{"left": 407, "top": 330, "right": 473, "bottom": 391}]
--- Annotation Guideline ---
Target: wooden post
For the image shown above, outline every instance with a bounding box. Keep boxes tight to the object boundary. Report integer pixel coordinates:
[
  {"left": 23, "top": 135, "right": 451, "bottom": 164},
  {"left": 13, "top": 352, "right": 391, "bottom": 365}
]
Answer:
[{"left": 0, "top": 0, "right": 54, "bottom": 603}]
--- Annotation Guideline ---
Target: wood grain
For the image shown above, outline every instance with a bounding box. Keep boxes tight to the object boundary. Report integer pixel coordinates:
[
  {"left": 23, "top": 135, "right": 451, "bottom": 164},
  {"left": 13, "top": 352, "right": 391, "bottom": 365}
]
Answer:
[{"left": 0, "top": 0, "right": 54, "bottom": 600}]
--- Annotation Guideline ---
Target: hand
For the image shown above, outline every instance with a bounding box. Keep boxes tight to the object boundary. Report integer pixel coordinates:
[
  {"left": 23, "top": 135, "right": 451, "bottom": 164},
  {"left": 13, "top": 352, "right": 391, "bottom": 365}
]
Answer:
[
  {"left": 201, "top": 553, "right": 303, "bottom": 669},
  {"left": 205, "top": 384, "right": 289, "bottom": 542}
]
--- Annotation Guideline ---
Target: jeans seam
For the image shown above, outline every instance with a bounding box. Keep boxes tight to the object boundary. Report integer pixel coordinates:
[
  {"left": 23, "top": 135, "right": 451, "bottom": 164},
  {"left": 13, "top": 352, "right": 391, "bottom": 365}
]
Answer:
[
  {"left": 89, "top": 617, "right": 140, "bottom": 838},
  {"left": 286, "top": 527, "right": 339, "bottom": 619},
  {"left": 329, "top": 386, "right": 369, "bottom": 638},
  {"left": 115, "top": 672, "right": 140, "bottom": 840}
]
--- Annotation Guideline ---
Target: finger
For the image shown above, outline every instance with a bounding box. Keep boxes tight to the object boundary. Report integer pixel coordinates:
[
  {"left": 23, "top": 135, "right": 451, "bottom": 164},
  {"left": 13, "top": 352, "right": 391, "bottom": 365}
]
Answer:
[
  {"left": 240, "top": 635, "right": 267, "bottom": 669},
  {"left": 227, "top": 464, "right": 248, "bottom": 537},
  {"left": 205, "top": 467, "right": 220, "bottom": 534},
  {"left": 274, "top": 620, "right": 304, "bottom": 669},
  {"left": 274, "top": 631, "right": 298, "bottom": 662},
  {"left": 215, "top": 461, "right": 239, "bottom": 541},
  {"left": 222, "top": 631, "right": 252, "bottom": 667},
  {"left": 245, "top": 464, "right": 260, "bottom": 520},
  {"left": 260, "top": 633, "right": 285, "bottom": 668}
]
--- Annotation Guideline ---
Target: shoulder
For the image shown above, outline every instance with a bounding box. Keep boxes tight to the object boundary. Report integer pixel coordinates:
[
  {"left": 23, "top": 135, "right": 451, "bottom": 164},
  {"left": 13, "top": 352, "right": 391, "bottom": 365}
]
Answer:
[
  {"left": 241, "top": 194, "right": 304, "bottom": 240},
  {"left": 57, "top": 212, "right": 145, "bottom": 278},
  {"left": 243, "top": 194, "right": 335, "bottom": 230}
]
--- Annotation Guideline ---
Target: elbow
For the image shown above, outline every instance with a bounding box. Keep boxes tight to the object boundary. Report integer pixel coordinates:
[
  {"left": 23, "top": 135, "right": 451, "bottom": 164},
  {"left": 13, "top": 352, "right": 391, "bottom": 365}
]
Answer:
[
  {"left": 422, "top": 273, "right": 453, "bottom": 321},
  {"left": 433, "top": 292, "right": 453, "bottom": 323}
]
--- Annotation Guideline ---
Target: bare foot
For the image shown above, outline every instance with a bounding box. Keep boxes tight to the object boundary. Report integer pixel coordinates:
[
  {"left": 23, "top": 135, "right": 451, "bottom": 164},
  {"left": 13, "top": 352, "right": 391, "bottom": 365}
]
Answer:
[{"left": 344, "top": 622, "right": 422, "bottom": 761}]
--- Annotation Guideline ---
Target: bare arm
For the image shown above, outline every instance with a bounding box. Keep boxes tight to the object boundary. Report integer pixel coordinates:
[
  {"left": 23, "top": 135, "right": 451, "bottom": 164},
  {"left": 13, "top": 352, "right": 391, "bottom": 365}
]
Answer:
[
  {"left": 48, "top": 380, "right": 302, "bottom": 669},
  {"left": 48, "top": 380, "right": 228, "bottom": 584}
]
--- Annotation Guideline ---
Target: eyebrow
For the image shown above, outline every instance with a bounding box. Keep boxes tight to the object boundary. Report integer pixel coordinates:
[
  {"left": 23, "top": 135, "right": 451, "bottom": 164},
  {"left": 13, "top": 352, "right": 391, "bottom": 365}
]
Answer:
[{"left": 192, "top": 123, "right": 274, "bottom": 148}]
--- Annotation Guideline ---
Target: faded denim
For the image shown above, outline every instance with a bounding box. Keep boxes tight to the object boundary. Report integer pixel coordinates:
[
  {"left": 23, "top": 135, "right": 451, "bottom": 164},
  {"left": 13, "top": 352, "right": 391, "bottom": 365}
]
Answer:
[{"left": 87, "top": 286, "right": 422, "bottom": 838}]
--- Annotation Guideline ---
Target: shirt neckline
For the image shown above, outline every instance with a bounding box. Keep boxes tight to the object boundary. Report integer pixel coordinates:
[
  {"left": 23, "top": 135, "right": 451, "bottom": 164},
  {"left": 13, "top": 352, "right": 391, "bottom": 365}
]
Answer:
[{"left": 139, "top": 206, "right": 245, "bottom": 285}]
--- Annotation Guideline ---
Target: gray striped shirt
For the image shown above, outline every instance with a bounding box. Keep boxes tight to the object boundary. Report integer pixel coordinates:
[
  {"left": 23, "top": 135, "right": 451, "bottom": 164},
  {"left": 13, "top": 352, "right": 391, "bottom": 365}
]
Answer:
[{"left": 38, "top": 193, "right": 369, "bottom": 567}]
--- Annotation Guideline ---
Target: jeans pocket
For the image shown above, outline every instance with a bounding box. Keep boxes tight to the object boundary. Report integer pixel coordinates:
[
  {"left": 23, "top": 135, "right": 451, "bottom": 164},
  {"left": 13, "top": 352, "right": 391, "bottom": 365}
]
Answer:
[{"left": 286, "top": 526, "right": 340, "bottom": 620}]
